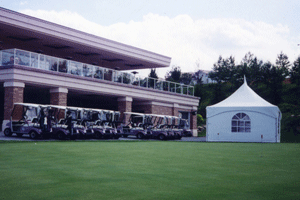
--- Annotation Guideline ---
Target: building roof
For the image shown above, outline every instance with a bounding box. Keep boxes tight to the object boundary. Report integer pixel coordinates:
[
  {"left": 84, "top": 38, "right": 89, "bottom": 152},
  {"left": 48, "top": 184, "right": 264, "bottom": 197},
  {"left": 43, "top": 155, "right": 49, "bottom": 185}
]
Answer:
[{"left": 0, "top": 7, "right": 171, "bottom": 71}]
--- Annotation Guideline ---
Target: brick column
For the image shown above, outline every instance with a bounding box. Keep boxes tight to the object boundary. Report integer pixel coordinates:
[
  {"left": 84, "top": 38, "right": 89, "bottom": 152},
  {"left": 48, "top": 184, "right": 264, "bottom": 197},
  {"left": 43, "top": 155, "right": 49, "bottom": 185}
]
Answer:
[
  {"left": 191, "top": 106, "right": 198, "bottom": 136},
  {"left": 172, "top": 103, "right": 179, "bottom": 117},
  {"left": 118, "top": 97, "right": 132, "bottom": 124},
  {"left": 2, "top": 81, "right": 25, "bottom": 131},
  {"left": 50, "top": 88, "right": 68, "bottom": 106}
]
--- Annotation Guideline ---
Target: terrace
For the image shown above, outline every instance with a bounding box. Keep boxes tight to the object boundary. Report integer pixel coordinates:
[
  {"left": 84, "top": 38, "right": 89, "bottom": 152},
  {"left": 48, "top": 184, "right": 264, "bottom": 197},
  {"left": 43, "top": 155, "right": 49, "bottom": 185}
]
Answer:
[{"left": 0, "top": 49, "right": 194, "bottom": 96}]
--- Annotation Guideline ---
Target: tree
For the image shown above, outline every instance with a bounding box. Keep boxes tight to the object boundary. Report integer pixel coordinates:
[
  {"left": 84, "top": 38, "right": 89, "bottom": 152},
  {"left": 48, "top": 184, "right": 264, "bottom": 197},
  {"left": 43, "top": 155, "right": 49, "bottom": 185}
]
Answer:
[
  {"left": 261, "top": 60, "right": 286, "bottom": 105},
  {"left": 180, "top": 72, "right": 193, "bottom": 85},
  {"left": 148, "top": 68, "right": 158, "bottom": 88},
  {"left": 290, "top": 56, "right": 300, "bottom": 85},
  {"left": 148, "top": 68, "right": 158, "bottom": 79},
  {"left": 276, "top": 51, "right": 290, "bottom": 77},
  {"left": 208, "top": 55, "right": 236, "bottom": 84},
  {"left": 236, "top": 52, "right": 263, "bottom": 87},
  {"left": 165, "top": 66, "right": 181, "bottom": 82}
]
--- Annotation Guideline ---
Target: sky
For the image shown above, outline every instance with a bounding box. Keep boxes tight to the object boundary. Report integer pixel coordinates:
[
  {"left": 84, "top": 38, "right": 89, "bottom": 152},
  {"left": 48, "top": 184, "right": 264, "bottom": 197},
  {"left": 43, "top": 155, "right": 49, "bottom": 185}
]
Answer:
[{"left": 1, "top": 0, "right": 300, "bottom": 78}]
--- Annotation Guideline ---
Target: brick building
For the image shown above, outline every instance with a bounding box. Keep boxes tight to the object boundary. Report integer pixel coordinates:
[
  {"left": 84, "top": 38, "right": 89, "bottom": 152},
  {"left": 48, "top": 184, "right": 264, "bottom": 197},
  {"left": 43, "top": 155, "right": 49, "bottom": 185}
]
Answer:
[{"left": 0, "top": 8, "right": 200, "bottom": 135}]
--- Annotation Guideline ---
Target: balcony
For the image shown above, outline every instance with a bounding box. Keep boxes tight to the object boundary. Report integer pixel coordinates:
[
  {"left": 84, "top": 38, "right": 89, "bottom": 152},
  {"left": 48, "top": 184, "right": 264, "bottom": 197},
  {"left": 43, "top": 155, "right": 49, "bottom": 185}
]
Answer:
[{"left": 0, "top": 49, "right": 194, "bottom": 96}]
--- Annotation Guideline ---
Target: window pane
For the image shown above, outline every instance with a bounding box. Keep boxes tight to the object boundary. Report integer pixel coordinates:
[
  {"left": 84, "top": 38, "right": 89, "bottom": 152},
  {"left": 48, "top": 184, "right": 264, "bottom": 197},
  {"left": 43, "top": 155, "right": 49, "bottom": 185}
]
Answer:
[
  {"left": 238, "top": 121, "right": 245, "bottom": 126},
  {"left": 94, "top": 67, "right": 103, "bottom": 79},
  {"left": 244, "top": 115, "right": 250, "bottom": 120},
  {"left": 82, "top": 64, "right": 93, "bottom": 77},
  {"left": 232, "top": 127, "right": 237, "bottom": 132},
  {"left": 245, "top": 121, "right": 251, "bottom": 127},
  {"left": 232, "top": 115, "right": 238, "bottom": 119},
  {"left": 245, "top": 128, "right": 251, "bottom": 132},
  {"left": 59, "top": 59, "right": 68, "bottom": 73},
  {"left": 241, "top": 113, "right": 246, "bottom": 119},
  {"left": 232, "top": 121, "right": 237, "bottom": 126},
  {"left": 238, "top": 127, "right": 245, "bottom": 132}
]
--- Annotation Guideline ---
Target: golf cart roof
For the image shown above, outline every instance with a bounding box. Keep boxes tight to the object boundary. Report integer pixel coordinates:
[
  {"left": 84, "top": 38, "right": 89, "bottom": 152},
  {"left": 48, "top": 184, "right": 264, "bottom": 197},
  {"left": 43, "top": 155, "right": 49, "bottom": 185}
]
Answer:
[
  {"left": 47, "top": 105, "right": 67, "bottom": 110},
  {"left": 14, "top": 103, "right": 42, "bottom": 108},
  {"left": 124, "top": 112, "right": 145, "bottom": 116}
]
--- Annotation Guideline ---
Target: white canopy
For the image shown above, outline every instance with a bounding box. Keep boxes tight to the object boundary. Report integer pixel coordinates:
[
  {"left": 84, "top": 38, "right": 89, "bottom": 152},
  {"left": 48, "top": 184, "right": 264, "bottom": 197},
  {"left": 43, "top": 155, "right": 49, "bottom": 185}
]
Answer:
[{"left": 207, "top": 77, "right": 281, "bottom": 119}]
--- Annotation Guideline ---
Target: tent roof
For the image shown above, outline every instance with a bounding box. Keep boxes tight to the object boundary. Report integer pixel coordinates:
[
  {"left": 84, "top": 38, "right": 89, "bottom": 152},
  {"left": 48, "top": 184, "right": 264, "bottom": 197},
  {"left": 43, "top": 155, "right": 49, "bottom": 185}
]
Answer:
[
  {"left": 206, "top": 77, "right": 281, "bottom": 119},
  {"left": 209, "top": 77, "right": 276, "bottom": 107}
]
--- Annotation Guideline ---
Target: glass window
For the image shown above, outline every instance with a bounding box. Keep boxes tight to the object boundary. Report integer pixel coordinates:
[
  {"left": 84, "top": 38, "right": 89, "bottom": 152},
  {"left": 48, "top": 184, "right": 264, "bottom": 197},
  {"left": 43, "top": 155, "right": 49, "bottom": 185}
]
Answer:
[
  {"left": 15, "top": 49, "right": 29, "bottom": 66},
  {"left": 82, "top": 64, "right": 93, "bottom": 77},
  {"left": 59, "top": 59, "right": 68, "bottom": 73},
  {"left": 1, "top": 49, "right": 14, "bottom": 66},
  {"left": 231, "top": 113, "right": 251, "bottom": 133},
  {"left": 104, "top": 69, "right": 113, "bottom": 81},
  {"left": 94, "top": 67, "right": 103, "bottom": 79},
  {"left": 30, "top": 53, "right": 39, "bottom": 68},
  {"left": 68, "top": 61, "right": 82, "bottom": 75}
]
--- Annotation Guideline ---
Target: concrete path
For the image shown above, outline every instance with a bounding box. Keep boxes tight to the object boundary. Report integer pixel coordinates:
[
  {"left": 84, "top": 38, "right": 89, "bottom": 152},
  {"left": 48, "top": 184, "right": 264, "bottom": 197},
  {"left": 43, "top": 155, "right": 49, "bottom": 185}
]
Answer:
[{"left": 0, "top": 132, "right": 206, "bottom": 142}]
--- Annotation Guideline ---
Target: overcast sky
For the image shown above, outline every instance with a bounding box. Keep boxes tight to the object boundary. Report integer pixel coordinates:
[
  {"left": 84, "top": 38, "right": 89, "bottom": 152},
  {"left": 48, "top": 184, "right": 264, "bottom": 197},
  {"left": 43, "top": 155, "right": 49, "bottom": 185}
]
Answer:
[{"left": 1, "top": 0, "right": 300, "bottom": 77}]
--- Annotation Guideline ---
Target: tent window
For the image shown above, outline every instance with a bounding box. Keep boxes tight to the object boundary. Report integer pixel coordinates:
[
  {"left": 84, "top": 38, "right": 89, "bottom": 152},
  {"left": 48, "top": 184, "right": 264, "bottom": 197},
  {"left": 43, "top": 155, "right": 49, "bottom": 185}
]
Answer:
[{"left": 232, "top": 113, "right": 251, "bottom": 132}]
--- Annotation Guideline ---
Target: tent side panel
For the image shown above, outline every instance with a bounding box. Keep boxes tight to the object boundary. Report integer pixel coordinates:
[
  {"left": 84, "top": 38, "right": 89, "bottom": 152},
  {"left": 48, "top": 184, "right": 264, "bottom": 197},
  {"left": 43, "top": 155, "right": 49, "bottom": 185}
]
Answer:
[{"left": 207, "top": 111, "right": 277, "bottom": 143}]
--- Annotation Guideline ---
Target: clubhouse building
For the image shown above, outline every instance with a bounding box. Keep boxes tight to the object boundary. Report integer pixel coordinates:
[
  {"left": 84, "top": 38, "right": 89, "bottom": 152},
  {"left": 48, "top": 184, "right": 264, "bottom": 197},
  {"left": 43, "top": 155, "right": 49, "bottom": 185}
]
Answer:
[{"left": 0, "top": 7, "right": 200, "bottom": 135}]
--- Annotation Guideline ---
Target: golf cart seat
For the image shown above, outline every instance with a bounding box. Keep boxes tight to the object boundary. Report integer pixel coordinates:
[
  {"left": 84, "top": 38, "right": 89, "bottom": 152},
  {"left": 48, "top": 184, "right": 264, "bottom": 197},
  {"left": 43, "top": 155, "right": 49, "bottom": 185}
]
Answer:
[{"left": 32, "top": 118, "right": 38, "bottom": 123}]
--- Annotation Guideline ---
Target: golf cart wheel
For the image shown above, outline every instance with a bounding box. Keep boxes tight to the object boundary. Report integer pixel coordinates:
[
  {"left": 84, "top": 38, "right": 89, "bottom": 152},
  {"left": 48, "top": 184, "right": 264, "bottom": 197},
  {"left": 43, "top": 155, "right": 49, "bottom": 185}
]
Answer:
[
  {"left": 57, "top": 132, "right": 65, "bottom": 140},
  {"left": 122, "top": 134, "right": 128, "bottom": 138},
  {"left": 4, "top": 128, "right": 12, "bottom": 137},
  {"left": 114, "top": 135, "right": 120, "bottom": 139},
  {"left": 137, "top": 133, "right": 144, "bottom": 139},
  {"left": 95, "top": 132, "right": 103, "bottom": 139},
  {"left": 158, "top": 134, "right": 166, "bottom": 140},
  {"left": 29, "top": 131, "right": 38, "bottom": 139},
  {"left": 16, "top": 133, "right": 23, "bottom": 137}
]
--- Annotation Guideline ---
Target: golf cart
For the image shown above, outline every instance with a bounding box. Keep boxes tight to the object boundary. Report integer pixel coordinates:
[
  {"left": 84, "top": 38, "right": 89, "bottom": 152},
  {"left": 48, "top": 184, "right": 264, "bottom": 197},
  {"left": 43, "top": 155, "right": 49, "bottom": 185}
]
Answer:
[
  {"left": 179, "top": 118, "right": 193, "bottom": 137},
  {"left": 3, "top": 103, "right": 51, "bottom": 139},
  {"left": 100, "top": 109, "right": 121, "bottom": 139},
  {"left": 81, "top": 108, "right": 119, "bottom": 139},
  {"left": 48, "top": 105, "right": 84, "bottom": 140},
  {"left": 147, "top": 114, "right": 173, "bottom": 140},
  {"left": 169, "top": 116, "right": 182, "bottom": 140},
  {"left": 122, "top": 112, "right": 151, "bottom": 139}
]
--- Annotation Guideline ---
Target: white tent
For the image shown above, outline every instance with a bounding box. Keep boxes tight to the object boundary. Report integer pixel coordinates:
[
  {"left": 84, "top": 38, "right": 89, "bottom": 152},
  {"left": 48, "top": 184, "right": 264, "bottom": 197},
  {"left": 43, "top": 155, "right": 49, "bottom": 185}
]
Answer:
[{"left": 206, "top": 77, "right": 281, "bottom": 143}]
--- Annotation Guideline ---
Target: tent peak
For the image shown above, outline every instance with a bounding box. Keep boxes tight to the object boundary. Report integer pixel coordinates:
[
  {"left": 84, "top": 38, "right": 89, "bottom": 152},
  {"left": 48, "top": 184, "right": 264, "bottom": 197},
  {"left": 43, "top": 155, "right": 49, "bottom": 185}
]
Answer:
[{"left": 244, "top": 75, "right": 247, "bottom": 85}]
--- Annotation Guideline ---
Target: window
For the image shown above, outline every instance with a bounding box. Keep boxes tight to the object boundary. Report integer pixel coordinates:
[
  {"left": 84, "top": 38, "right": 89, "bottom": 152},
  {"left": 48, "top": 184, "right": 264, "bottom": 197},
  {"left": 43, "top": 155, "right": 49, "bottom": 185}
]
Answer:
[{"left": 231, "top": 113, "right": 251, "bottom": 132}]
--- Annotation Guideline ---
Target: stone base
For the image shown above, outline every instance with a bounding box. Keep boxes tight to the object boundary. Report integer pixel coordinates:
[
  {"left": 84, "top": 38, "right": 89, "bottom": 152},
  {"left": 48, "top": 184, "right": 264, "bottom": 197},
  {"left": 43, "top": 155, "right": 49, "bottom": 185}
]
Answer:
[
  {"left": 2, "top": 120, "right": 10, "bottom": 132},
  {"left": 192, "top": 129, "right": 198, "bottom": 137}
]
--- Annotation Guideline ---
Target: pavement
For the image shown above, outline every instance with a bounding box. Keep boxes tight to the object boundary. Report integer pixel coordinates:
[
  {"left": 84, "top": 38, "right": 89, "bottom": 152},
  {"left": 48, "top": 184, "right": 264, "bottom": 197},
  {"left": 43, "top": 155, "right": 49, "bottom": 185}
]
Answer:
[{"left": 0, "top": 132, "right": 206, "bottom": 142}]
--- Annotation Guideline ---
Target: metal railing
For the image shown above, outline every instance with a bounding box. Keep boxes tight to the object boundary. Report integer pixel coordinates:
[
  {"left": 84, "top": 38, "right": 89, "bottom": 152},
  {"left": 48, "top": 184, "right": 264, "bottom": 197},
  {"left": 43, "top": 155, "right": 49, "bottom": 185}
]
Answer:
[{"left": 0, "top": 49, "right": 194, "bottom": 96}]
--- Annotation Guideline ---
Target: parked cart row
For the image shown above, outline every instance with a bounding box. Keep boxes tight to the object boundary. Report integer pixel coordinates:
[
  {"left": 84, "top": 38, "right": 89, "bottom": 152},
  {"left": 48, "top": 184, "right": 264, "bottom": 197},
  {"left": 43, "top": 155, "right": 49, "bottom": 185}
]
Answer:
[
  {"left": 3, "top": 103, "right": 192, "bottom": 140},
  {"left": 122, "top": 112, "right": 192, "bottom": 140}
]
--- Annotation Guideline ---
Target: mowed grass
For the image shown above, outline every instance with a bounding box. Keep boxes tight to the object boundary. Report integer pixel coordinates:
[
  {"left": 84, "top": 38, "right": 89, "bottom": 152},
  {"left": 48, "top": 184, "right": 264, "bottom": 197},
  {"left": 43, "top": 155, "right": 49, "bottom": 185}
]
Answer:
[{"left": 0, "top": 141, "right": 299, "bottom": 200}]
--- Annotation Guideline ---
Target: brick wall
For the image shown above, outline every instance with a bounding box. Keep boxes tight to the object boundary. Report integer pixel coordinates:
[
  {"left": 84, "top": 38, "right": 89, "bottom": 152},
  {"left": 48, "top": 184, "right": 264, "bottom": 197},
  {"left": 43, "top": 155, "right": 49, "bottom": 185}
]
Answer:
[
  {"left": 190, "top": 113, "right": 197, "bottom": 131},
  {"left": 118, "top": 100, "right": 132, "bottom": 123},
  {"left": 152, "top": 105, "right": 173, "bottom": 115},
  {"left": 50, "top": 92, "right": 67, "bottom": 106},
  {"left": 4, "top": 87, "right": 24, "bottom": 120}
]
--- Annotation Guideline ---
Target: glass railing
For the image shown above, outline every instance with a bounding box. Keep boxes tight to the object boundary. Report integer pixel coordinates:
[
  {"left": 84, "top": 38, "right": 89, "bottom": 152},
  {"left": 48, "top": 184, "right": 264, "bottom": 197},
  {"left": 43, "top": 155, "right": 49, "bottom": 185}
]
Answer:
[{"left": 0, "top": 49, "right": 194, "bottom": 96}]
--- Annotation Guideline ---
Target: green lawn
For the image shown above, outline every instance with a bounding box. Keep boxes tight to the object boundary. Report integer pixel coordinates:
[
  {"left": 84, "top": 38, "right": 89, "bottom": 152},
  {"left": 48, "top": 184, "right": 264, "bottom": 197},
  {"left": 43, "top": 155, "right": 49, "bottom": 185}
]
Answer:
[{"left": 0, "top": 141, "right": 299, "bottom": 200}]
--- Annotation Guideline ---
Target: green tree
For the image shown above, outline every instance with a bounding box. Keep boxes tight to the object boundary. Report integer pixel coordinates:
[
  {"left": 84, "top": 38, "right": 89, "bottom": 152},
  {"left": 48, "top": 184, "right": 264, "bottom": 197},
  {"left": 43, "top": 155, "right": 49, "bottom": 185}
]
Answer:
[
  {"left": 236, "top": 52, "right": 263, "bottom": 87},
  {"left": 148, "top": 68, "right": 158, "bottom": 88},
  {"left": 180, "top": 72, "right": 193, "bottom": 85},
  {"left": 165, "top": 66, "right": 181, "bottom": 82},
  {"left": 290, "top": 56, "right": 300, "bottom": 85},
  {"left": 276, "top": 51, "right": 290, "bottom": 77},
  {"left": 148, "top": 68, "right": 158, "bottom": 79},
  {"left": 261, "top": 59, "right": 287, "bottom": 105}
]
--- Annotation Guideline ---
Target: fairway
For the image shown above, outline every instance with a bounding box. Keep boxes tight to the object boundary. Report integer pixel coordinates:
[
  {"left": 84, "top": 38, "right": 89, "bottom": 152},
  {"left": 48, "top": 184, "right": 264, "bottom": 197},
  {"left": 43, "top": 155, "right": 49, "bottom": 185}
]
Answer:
[{"left": 0, "top": 141, "right": 299, "bottom": 200}]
